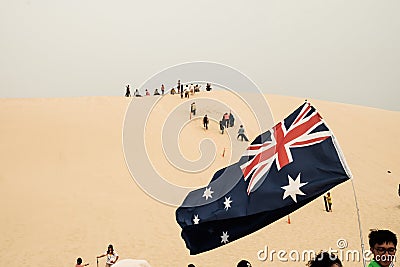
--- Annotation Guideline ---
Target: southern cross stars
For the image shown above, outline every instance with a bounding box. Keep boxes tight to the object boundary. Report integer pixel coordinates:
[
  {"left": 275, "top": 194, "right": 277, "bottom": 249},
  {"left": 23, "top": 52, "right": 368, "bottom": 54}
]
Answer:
[
  {"left": 281, "top": 173, "right": 308, "bottom": 203},
  {"left": 193, "top": 214, "right": 200, "bottom": 225},
  {"left": 223, "top": 196, "right": 232, "bottom": 210},
  {"left": 221, "top": 231, "right": 229, "bottom": 244},
  {"left": 202, "top": 187, "right": 214, "bottom": 200}
]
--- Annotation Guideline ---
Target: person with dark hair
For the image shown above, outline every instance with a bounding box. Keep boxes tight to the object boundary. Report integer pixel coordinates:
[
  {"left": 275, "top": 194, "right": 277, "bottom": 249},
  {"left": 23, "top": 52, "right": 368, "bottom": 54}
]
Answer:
[
  {"left": 177, "top": 80, "right": 181, "bottom": 94},
  {"left": 180, "top": 86, "right": 184, "bottom": 99},
  {"left": 161, "top": 84, "right": 165, "bottom": 95},
  {"left": 185, "top": 85, "right": 190, "bottom": 98},
  {"left": 76, "top": 257, "right": 89, "bottom": 267},
  {"left": 125, "top": 85, "right": 131, "bottom": 97},
  {"left": 191, "top": 102, "right": 196, "bottom": 116},
  {"left": 203, "top": 114, "right": 209, "bottom": 130},
  {"left": 188, "top": 264, "right": 195, "bottom": 267},
  {"left": 219, "top": 120, "right": 225, "bottom": 134},
  {"left": 237, "top": 125, "right": 249, "bottom": 141},
  {"left": 206, "top": 83, "right": 212, "bottom": 91},
  {"left": 154, "top": 88, "right": 160, "bottom": 95},
  {"left": 368, "top": 229, "right": 397, "bottom": 267},
  {"left": 237, "top": 259, "right": 252, "bottom": 267},
  {"left": 97, "top": 244, "right": 119, "bottom": 267},
  {"left": 229, "top": 112, "right": 235, "bottom": 127},
  {"left": 223, "top": 112, "right": 230, "bottom": 128},
  {"left": 307, "top": 251, "right": 342, "bottom": 267},
  {"left": 134, "top": 89, "right": 142, "bottom": 97}
]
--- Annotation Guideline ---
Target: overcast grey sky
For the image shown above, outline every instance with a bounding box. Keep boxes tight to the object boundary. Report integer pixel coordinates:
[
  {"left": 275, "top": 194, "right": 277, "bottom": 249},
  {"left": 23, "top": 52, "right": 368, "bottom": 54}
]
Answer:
[{"left": 1, "top": 0, "right": 399, "bottom": 110}]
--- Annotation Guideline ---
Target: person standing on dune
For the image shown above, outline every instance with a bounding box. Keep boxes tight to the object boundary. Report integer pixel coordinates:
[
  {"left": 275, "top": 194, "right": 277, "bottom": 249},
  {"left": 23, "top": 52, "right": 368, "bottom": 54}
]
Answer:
[{"left": 97, "top": 244, "right": 119, "bottom": 267}]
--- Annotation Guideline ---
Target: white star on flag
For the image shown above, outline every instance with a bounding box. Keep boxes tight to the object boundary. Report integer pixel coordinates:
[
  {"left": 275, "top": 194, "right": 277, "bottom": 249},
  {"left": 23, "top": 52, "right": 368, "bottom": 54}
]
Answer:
[
  {"left": 223, "top": 196, "right": 232, "bottom": 211},
  {"left": 202, "top": 187, "right": 214, "bottom": 200},
  {"left": 281, "top": 173, "right": 308, "bottom": 203},
  {"left": 221, "top": 231, "right": 229, "bottom": 244},
  {"left": 193, "top": 214, "right": 200, "bottom": 225}
]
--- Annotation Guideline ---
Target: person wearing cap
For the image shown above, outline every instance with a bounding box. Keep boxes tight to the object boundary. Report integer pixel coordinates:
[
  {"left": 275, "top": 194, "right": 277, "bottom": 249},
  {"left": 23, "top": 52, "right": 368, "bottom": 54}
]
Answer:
[{"left": 97, "top": 244, "right": 119, "bottom": 267}]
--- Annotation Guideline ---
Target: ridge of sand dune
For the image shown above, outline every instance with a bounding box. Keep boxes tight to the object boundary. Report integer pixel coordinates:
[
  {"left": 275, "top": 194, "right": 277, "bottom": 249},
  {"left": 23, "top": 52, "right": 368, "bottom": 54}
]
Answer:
[{"left": 0, "top": 93, "right": 399, "bottom": 267}]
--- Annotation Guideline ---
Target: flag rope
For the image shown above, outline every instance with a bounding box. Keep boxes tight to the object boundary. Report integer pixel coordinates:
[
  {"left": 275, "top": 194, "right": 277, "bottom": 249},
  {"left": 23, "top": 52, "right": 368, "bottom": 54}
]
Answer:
[{"left": 351, "top": 178, "right": 366, "bottom": 267}]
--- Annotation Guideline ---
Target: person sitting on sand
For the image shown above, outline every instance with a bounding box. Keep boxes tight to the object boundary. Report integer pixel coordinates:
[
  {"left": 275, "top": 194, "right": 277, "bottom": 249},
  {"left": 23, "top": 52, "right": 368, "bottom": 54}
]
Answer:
[
  {"left": 307, "top": 251, "right": 342, "bottom": 267},
  {"left": 76, "top": 257, "right": 89, "bottom": 267},
  {"left": 97, "top": 244, "right": 119, "bottom": 267},
  {"left": 154, "top": 88, "right": 160, "bottom": 95},
  {"left": 134, "top": 89, "right": 142, "bottom": 97},
  {"left": 368, "top": 229, "right": 397, "bottom": 267}
]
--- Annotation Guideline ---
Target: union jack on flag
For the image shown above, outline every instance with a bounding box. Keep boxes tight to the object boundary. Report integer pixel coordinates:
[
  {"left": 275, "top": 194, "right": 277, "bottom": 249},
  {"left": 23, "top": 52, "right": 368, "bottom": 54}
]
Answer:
[
  {"left": 176, "top": 102, "right": 351, "bottom": 255},
  {"left": 241, "top": 102, "right": 332, "bottom": 194}
]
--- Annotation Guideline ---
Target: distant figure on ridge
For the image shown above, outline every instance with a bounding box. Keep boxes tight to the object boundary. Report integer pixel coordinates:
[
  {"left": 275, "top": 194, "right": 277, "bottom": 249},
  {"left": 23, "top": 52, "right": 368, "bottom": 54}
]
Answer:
[
  {"left": 125, "top": 85, "right": 131, "bottom": 97},
  {"left": 177, "top": 79, "right": 181, "bottom": 94},
  {"left": 161, "top": 84, "right": 165, "bottom": 95},
  {"left": 203, "top": 115, "right": 209, "bottom": 130},
  {"left": 206, "top": 83, "right": 212, "bottom": 91},
  {"left": 134, "top": 89, "right": 142, "bottom": 97},
  {"left": 185, "top": 85, "right": 190, "bottom": 98},
  {"left": 145, "top": 89, "right": 150, "bottom": 96},
  {"left": 154, "top": 88, "right": 160, "bottom": 95},
  {"left": 237, "top": 125, "right": 249, "bottom": 141}
]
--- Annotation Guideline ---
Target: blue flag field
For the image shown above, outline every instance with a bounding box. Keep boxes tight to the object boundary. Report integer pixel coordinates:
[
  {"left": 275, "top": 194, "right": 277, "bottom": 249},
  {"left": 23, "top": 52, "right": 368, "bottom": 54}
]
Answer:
[{"left": 176, "top": 102, "right": 352, "bottom": 255}]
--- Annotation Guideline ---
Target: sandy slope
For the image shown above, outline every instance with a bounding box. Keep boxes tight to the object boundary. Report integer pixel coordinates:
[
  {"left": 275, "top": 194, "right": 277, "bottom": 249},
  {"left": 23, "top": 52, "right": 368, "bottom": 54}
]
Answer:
[{"left": 0, "top": 92, "right": 399, "bottom": 267}]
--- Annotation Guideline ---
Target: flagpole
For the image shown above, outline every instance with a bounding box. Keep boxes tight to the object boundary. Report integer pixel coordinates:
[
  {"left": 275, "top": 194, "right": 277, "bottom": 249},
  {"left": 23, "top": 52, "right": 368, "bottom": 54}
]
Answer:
[{"left": 350, "top": 178, "right": 366, "bottom": 267}]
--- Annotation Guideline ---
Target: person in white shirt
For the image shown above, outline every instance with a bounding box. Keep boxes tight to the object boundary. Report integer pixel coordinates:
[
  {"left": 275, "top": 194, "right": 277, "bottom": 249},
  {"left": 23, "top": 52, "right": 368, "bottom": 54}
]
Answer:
[{"left": 97, "top": 244, "right": 119, "bottom": 267}]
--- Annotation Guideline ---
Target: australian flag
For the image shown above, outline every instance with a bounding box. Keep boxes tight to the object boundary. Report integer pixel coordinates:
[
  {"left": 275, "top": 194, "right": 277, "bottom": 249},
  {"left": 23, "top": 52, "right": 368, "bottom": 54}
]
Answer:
[{"left": 176, "top": 102, "right": 352, "bottom": 255}]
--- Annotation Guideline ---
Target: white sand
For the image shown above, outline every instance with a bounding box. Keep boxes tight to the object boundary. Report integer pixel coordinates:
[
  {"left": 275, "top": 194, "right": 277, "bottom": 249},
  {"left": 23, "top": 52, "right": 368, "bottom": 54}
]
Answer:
[{"left": 0, "top": 92, "right": 399, "bottom": 267}]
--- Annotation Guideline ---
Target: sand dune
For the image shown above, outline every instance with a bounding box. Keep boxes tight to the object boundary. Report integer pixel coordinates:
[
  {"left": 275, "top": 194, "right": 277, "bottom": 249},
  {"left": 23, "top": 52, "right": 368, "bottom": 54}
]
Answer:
[{"left": 0, "top": 92, "right": 399, "bottom": 267}]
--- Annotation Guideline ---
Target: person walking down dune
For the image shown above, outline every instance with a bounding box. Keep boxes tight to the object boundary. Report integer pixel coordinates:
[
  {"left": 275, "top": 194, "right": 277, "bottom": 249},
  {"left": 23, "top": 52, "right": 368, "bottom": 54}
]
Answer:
[
  {"left": 237, "top": 125, "right": 249, "bottom": 141},
  {"left": 203, "top": 115, "right": 209, "bottom": 130},
  {"left": 191, "top": 102, "right": 196, "bottom": 116},
  {"left": 219, "top": 120, "right": 225, "bottom": 134},
  {"left": 229, "top": 112, "right": 235, "bottom": 127}
]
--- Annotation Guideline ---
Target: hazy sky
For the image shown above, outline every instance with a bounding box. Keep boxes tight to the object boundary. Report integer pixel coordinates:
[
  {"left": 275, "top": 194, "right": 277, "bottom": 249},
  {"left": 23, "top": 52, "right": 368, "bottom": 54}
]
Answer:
[{"left": 1, "top": 0, "right": 399, "bottom": 110}]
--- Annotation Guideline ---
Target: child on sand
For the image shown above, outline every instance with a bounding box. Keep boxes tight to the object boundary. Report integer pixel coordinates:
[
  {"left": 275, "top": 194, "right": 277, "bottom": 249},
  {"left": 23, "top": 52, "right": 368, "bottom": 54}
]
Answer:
[{"left": 76, "top": 257, "right": 89, "bottom": 267}]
